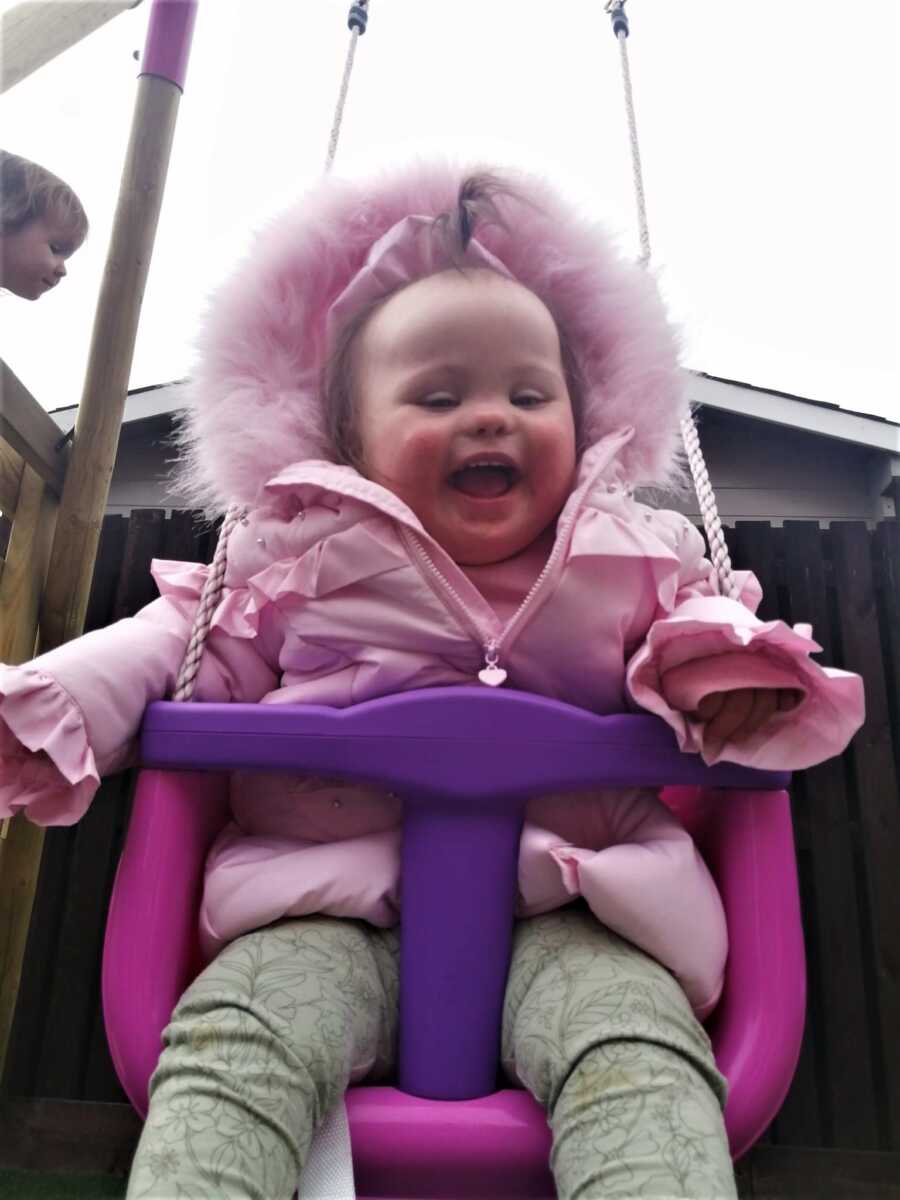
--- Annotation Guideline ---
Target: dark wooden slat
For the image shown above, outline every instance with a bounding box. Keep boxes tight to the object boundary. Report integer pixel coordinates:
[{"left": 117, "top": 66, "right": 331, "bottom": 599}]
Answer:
[
  {"left": 198, "top": 512, "right": 222, "bottom": 564},
  {"left": 771, "top": 814, "right": 825, "bottom": 1148},
  {"left": 830, "top": 522, "right": 900, "bottom": 1150},
  {"left": 729, "top": 522, "right": 829, "bottom": 1146},
  {"left": 1, "top": 827, "right": 74, "bottom": 1098},
  {"left": 111, "top": 509, "right": 166, "bottom": 620},
  {"left": 160, "top": 507, "right": 200, "bottom": 562},
  {"left": 743, "top": 1145, "right": 900, "bottom": 1198},
  {"left": 872, "top": 521, "right": 900, "bottom": 785},
  {"left": 0, "top": 1099, "right": 140, "bottom": 1175},
  {"left": 779, "top": 521, "right": 878, "bottom": 1147},
  {"left": 730, "top": 522, "right": 783, "bottom": 621},
  {"left": 83, "top": 1003, "right": 130, "bottom": 1105},
  {"left": 84, "top": 515, "right": 128, "bottom": 634},
  {"left": 83, "top": 784, "right": 134, "bottom": 1104},
  {"left": 1, "top": 1100, "right": 898, "bottom": 1195},
  {"left": 0, "top": 512, "right": 11, "bottom": 563},
  {"left": 34, "top": 780, "right": 125, "bottom": 1099}
]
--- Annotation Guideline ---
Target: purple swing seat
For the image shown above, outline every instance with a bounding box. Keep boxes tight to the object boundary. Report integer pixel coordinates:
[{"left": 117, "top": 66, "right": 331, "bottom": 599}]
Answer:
[{"left": 103, "top": 688, "right": 804, "bottom": 1198}]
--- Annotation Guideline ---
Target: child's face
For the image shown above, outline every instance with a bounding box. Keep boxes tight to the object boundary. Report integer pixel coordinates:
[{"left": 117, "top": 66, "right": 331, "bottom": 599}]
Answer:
[
  {"left": 0, "top": 212, "right": 76, "bottom": 300},
  {"left": 354, "top": 269, "right": 577, "bottom": 566}
]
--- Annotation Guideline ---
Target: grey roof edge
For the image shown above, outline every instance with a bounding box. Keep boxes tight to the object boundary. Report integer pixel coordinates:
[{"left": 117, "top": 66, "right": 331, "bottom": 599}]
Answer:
[
  {"left": 49, "top": 372, "right": 900, "bottom": 454},
  {"left": 690, "top": 374, "right": 900, "bottom": 455}
]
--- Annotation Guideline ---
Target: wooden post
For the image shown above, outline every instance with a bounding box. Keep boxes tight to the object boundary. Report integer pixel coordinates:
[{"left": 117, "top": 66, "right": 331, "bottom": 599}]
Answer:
[
  {"left": 0, "top": 0, "right": 198, "bottom": 1083},
  {"left": 40, "top": 1, "right": 198, "bottom": 653}
]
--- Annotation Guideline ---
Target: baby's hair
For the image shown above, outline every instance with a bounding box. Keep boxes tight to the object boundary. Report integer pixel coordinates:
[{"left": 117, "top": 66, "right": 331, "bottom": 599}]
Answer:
[
  {"left": 323, "top": 173, "right": 587, "bottom": 470},
  {"left": 0, "top": 150, "right": 89, "bottom": 247}
]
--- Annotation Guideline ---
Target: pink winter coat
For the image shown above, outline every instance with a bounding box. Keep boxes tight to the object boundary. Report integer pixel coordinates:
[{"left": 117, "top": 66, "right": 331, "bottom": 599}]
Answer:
[{"left": 0, "top": 426, "right": 864, "bottom": 1019}]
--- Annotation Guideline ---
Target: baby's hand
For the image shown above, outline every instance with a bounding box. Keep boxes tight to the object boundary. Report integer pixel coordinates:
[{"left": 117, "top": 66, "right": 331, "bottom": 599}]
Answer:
[{"left": 694, "top": 688, "right": 801, "bottom": 749}]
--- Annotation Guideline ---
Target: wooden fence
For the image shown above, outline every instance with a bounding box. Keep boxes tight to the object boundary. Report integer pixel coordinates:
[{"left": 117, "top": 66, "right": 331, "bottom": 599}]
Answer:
[{"left": 1, "top": 508, "right": 899, "bottom": 1196}]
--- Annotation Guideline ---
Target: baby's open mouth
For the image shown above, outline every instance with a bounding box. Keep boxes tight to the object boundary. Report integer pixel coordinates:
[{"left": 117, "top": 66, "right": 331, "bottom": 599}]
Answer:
[{"left": 450, "top": 462, "right": 521, "bottom": 499}]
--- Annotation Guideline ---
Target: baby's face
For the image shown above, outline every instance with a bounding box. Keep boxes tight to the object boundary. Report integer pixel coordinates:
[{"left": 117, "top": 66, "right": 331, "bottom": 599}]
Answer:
[
  {"left": 353, "top": 269, "right": 576, "bottom": 566},
  {"left": 0, "top": 212, "right": 75, "bottom": 300}
]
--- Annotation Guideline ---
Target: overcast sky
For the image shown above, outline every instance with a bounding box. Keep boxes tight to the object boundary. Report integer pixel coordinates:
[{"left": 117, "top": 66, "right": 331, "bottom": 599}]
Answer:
[{"left": 1, "top": 0, "right": 898, "bottom": 423}]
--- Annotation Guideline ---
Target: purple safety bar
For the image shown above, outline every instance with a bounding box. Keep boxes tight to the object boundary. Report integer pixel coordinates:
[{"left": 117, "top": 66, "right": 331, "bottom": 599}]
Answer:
[
  {"left": 141, "top": 687, "right": 789, "bottom": 1101},
  {"left": 139, "top": 0, "right": 198, "bottom": 90}
]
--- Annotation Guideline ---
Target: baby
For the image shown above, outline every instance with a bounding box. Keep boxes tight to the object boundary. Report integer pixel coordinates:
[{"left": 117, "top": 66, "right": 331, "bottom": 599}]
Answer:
[
  {"left": 0, "top": 149, "right": 87, "bottom": 300},
  {"left": 0, "top": 164, "right": 863, "bottom": 1199}
]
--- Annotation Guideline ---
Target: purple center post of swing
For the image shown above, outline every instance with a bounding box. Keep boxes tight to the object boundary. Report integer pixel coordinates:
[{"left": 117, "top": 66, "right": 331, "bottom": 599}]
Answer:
[{"left": 141, "top": 688, "right": 789, "bottom": 1100}]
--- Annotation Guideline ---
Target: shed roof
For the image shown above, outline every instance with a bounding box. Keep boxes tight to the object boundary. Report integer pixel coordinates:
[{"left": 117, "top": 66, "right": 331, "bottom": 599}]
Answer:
[{"left": 49, "top": 372, "right": 900, "bottom": 455}]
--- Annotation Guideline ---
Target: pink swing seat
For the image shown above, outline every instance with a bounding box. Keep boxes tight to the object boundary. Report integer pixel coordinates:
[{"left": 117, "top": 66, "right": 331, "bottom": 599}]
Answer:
[{"left": 103, "top": 687, "right": 804, "bottom": 1199}]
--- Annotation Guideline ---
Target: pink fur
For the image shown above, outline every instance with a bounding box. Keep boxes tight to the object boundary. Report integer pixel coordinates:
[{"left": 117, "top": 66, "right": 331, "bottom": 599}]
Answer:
[{"left": 175, "top": 161, "right": 687, "bottom": 511}]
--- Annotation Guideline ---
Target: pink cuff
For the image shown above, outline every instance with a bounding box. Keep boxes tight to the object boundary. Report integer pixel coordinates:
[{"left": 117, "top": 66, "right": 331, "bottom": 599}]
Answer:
[
  {"left": 0, "top": 664, "right": 100, "bottom": 825},
  {"left": 628, "top": 601, "right": 865, "bottom": 769}
]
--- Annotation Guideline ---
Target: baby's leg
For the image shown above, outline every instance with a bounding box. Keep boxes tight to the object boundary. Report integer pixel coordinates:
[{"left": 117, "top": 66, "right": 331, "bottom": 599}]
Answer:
[
  {"left": 503, "top": 906, "right": 736, "bottom": 1200},
  {"left": 126, "top": 916, "right": 398, "bottom": 1200}
]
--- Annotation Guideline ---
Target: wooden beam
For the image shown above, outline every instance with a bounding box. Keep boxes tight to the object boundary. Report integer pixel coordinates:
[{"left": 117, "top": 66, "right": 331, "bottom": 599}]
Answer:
[
  {"left": 0, "top": 441, "right": 25, "bottom": 519},
  {"left": 39, "top": 73, "right": 186, "bottom": 653},
  {"left": 0, "top": 466, "right": 58, "bottom": 1083},
  {"left": 0, "top": 1, "right": 144, "bottom": 95},
  {"left": 0, "top": 361, "right": 68, "bottom": 496},
  {"left": 0, "top": 467, "right": 58, "bottom": 664}
]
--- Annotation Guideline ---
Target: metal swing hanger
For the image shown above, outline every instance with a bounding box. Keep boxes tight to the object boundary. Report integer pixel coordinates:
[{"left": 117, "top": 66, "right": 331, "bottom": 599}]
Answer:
[{"left": 606, "top": 1, "right": 740, "bottom": 600}]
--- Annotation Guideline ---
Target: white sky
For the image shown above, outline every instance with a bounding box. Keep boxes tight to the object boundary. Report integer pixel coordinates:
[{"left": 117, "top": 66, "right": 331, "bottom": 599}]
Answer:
[{"left": 1, "top": 0, "right": 898, "bottom": 423}]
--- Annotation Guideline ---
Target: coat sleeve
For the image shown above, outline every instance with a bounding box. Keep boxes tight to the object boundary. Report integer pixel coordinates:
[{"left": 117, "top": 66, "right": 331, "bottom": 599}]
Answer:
[
  {"left": 518, "top": 791, "right": 727, "bottom": 1018},
  {"left": 0, "top": 560, "right": 280, "bottom": 826},
  {"left": 625, "top": 515, "right": 865, "bottom": 769}
]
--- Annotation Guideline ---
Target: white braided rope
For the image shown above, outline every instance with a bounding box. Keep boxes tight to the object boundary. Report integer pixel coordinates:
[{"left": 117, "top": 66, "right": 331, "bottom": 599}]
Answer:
[
  {"left": 324, "top": 23, "right": 361, "bottom": 173},
  {"left": 172, "top": 504, "right": 244, "bottom": 702},
  {"left": 615, "top": 29, "right": 651, "bottom": 268},
  {"left": 609, "top": 7, "right": 736, "bottom": 595},
  {"left": 172, "top": 11, "right": 371, "bottom": 702},
  {"left": 681, "top": 413, "right": 741, "bottom": 600}
]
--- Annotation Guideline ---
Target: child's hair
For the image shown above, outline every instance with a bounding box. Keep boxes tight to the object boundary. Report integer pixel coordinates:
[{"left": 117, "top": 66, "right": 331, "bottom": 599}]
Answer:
[
  {"left": 322, "top": 173, "right": 587, "bottom": 470},
  {"left": 0, "top": 150, "right": 89, "bottom": 247}
]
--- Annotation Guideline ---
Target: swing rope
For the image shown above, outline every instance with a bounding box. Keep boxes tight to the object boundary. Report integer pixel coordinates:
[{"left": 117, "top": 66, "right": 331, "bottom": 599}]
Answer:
[
  {"left": 172, "top": 504, "right": 243, "bottom": 701},
  {"left": 173, "top": 3, "right": 374, "bottom": 702},
  {"left": 325, "top": 1, "right": 369, "bottom": 173},
  {"left": 606, "top": 1, "right": 740, "bottom": 600}
]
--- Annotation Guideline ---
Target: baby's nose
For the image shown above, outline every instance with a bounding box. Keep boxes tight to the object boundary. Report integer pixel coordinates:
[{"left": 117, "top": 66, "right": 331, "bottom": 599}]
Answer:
[
  {"left": 466, "top": 399, "right": 511, "bottom": 436},
  {"left": 54, "top": 260, "right": 67, "bottom": 279}
]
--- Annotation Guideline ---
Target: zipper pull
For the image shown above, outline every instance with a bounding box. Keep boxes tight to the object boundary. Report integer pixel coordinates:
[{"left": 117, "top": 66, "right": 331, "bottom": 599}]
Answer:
[{"left": 478, "top": 640, "right": 508, "bottom": 688}]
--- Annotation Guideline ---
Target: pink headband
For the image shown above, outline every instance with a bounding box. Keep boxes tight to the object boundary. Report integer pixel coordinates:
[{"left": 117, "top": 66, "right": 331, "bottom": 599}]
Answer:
[{"left": 326, "top": 214, "right": 514, "bottom": 342}]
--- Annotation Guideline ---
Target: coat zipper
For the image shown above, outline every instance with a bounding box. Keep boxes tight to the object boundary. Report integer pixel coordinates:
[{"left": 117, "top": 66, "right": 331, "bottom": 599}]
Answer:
[
  {"left": 285, "top": 433, "right": 632, "bottom": 685},
  {"left": 399, "top": 527, "right": 496, "bottom": 660},
  {"left": 401, "top": 491, "right": 583, "bottom": 686}
]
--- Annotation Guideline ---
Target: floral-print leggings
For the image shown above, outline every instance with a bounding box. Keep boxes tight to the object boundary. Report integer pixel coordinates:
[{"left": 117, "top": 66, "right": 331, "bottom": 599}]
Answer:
[{"left": 126, "top": 907, "right": 736, "bottom": 1199}]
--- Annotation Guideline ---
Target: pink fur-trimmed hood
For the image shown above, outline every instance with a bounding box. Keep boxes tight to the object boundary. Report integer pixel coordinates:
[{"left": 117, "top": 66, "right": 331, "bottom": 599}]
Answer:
[{"left": 176, "top": 160, "right": 687, "bottom": 511}]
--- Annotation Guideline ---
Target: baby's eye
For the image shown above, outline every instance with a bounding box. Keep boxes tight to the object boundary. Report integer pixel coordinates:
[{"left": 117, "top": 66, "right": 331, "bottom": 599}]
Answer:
[
  {"left": 417, "top": 394, "right": 458, "bottom": 410},
  {"left": 512, "top": 392, "right": 546, "bottom": 408}
]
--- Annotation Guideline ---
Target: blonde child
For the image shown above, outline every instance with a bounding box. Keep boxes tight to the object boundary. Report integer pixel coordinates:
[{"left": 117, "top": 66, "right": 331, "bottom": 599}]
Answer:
[
  {"left": 0, "top": 164, "right": 863, "bottom": 1199},
  {"left": 0, "top": 150, "right": 87, "bottom": 300}
]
